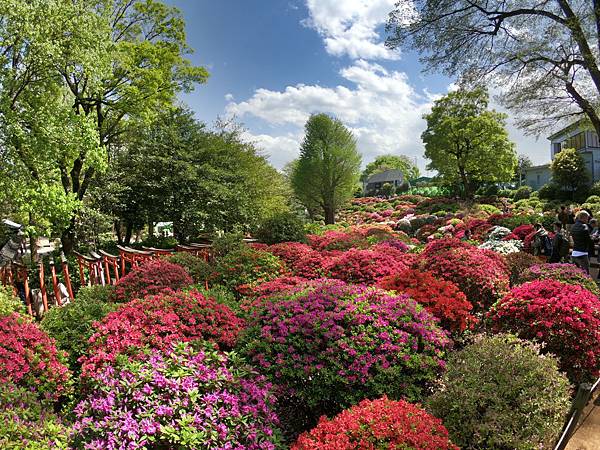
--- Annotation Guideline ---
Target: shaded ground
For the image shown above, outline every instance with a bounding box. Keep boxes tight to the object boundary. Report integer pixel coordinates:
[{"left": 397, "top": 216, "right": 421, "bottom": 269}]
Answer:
[{"left": 566, "top": 391, "right": 600, "bottom": 450}]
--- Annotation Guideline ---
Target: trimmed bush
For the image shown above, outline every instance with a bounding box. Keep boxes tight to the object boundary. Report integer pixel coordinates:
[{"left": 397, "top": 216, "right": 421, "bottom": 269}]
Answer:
[
  {"left": 489, "top": 280, "right": 600, "bottom": 383},
  {"left": 293, "top": 396, "right": 458, "bottom": 450},
  {"left": 164, "top": 252, "right": 212, "bottom": 284},
  {"left": 518, "top": 263, "right": 600, "bottom": 295},
  {"left": 268, "top": 242, "right": 326, "bottom": 279},
  {"left": 0, "top": 383, "right": 70, "bottom": 448},
  {"left": 113, "top": 259, "right": 193, "bottom": 302},
  {"left": 81, "top": 289, "right": 245, "bottom": 377},
  {"left": 378, "top": 268, "right": 474, "bottom": 333},
  {"left": 0, "top": 285, "right": 24, "bottom": 316},
  {"left": 513, "top": 185, "right": 532, "bottom": 200},
  {"left": 0, "top": 313, "right": 71, "bottom": 401},
  {"left": 240, "top": 279, "right": 450, "bottom": 431},
  {"left": 73, "top": 343, "right": 282, "bottom": 449},
  {"left": 255, "top": 212, "right": 307, "bottom": 244},
  {"left": 427, "top": 334, "right": 571, "bottom": 450},
  {"left": 323, "top": 248, "right": 408, "bottom": 284}
]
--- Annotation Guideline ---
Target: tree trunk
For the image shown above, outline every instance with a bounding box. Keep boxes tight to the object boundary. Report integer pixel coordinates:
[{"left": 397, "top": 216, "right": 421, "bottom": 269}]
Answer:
[
  {"left": 124, "top": 222, "right": 133, "bottom": 245},
  {"left": 458, "top": 167, "right": 472, "bottom": 199},
  {"left": 148, "top": 220, "right": 154, "bottom": 238},
  {"left": 60, "top": 216, "right": 77, "bottom": 255},
  {"left": 323, "top": 205, "right": 335, "bottom": 225},
  {"left": 114, "top": 220, "right": 123, "bottom": 245}
]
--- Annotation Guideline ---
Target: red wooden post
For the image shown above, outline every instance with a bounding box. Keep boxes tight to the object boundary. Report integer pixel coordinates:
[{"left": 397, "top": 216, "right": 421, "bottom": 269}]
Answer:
[
  {"left": 20, "top": 267, "right": 32, "bottom": 316},
  {"left": 49, "top": 261, "right": 61, "bottom": 306},
  {"left": 61, "top": 253, "right": 74, "bottom": 300},
  {"left": 38, "top": 262, "right": 48, "bottom": 313},
  {"left": 76, "top": 255, "right": 86, "bottom": 286}
]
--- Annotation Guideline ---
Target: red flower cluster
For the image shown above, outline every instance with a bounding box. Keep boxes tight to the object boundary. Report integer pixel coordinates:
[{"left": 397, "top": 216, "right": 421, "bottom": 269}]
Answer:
[
  {"left": 268, "top": 242, "right": 326, "bottom": 278},
  {"left": 308, "top": 229, "right": 368, "bottom": 252},
  {"left": 81, "top": 290, "right": 244, "bottom": 377},
  {"left": 489, "top": 279, "right": 600, "bottom": 383},
  {"left": 113, "top": 259, "right": 193, "bottom": 302},
  {"left": 0, "top": 313, "right": 71, "bottom": 401},
  {"left": 419, "top": 240, "right": 509, "bottom": 310},
  {"left": 292, "top": 396, "right": 458, "bottom": 450},
  {"left": 323, "top": 248, "right": 408, "bottom": 284},
  {"left": 509, "top": 224, "right": 536, "bottom": 241},
  {"left": 378, "top": 268, "right": 474, "bottom": 333}
]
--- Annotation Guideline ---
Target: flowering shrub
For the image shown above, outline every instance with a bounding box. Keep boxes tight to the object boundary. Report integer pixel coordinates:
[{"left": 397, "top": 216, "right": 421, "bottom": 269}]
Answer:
[
  {"left": 73, "top": 343, "right": 281, "bottom": 450},
  {"left": 503, "top": 252, "right": 541, "bottom": 286},
  {"left": 293, "top": 396, "right": 458, "bottom": 450},
  {"left": 41, "top": 288, "right": 116, "bottom": 373},
  {"left": 489, "top": 280, "right": 600, "bottom": 382},
  {"left": 215, "top": 247, "right": 285, "bottom": 293},
  {"left": 428, "top": 334, "right": 571, "bottom": 450},
  {"left": 372, "top": 238, "right": 409, "bottom": 255},
  {"left": 419, "top": 241, "right": 509, "bottom": 310},
  {"left": 113, "top": 259, "right": 193, "bottom": 302},
  {"left": 478, "top": 239, "right": 523, "bottom": 254},
  {"left": 308, "top": 229, "right": 368, "bottom": 251},
  {"left": 81, "top": 289, "right": 244, "bottom": 377},
  {"left": 486, "top": 226, "right": 512, "bottom": 241},
  {"left": 518, "top": 263, "right": 600, "bottom": 295},
  {"left": 0, "top": 285, "right": 25, "bottom": 316},
  {"left": 0, "top": 313, "right": 71, "bottom": 401},
  {"left": 268, "top": 242, "right": 326, "bottom": 278},
  {"left": 0, "top": 383, "right": 70, "bottom": 448},
  {"left": 239, "top": 276, "right": 309, "bottom": 304},
  {"left": 323, "top": 248, "right": 408, "bottom": 284},
  {"left": 240, "top": 279, "right": 450, "bottom": 425},
  {"left": 511, "top": 224, "right": 536, "bottom": 240},
  {"left": 378, "top": 269, "right": 474, "bottom": 333}
]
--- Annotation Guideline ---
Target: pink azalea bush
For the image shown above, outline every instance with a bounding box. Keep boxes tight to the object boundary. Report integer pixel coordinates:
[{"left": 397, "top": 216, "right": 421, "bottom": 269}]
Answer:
[
  {"left": 268, "top": 242, "right": 326, "bottom": 278},
  {"left": 72, "top": 343, "right": 281, "bottom": 449},
  {"left": 518, "top": 263, "right": 600, "bottom": 294},
  {"left": 418, "top": 239, "right": 509, "bottom": 310},
  {"left": 489, "top": 279, "right": 600, "bottom": 382},
  {"left": 81, "top": 290, "right": 244, "bottom": 377},
  {"left": 323, "top": 248, "right": 408, "bottom": 284},
  {"left": 0, "top": 313, "right": 71, "bottom": 401},
  {"left": 113, "top": 259, "right": 193, "bottom": 302},
  {"left": 240, "top": 279, "right": 450, "bottom": 424}
]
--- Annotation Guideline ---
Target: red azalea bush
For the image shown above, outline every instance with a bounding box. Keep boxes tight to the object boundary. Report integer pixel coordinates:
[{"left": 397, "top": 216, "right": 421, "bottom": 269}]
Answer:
[
  {"left": 419, "top": 240, "right": 509, "bottom": 310},
  {"left": 292, "top": 396, "right": 458, "bottom": 450},
  {"left": 268, "top": 242, "right": 326, "bottom": 278},
  {"left": 113, "top": 259, "right": 193, "bottom": 302},
  {"left": 81, "top": 289, "right": 245, "bottom": 377},
  {"left": 511, "top": 224, "right": 536, "bottom": 241},
  {"left": 489, "top": 279, "right": 600, "bottom": 382},
  {"left": 378, "top": 269, "right": 474, "bottom": 333},
  {"left": 518, "top": 263, "right": 600, "bottom": 295},
  {"left": 268, "top": 242, "right": 315, "bottom": 264},
  {"left": 308, "top": 229, "right": 368, "bottom": 251},
  {"left": 323, "top": 248, "right": 408, "bottom": 284},
  {"left": 239, "top": 279, "right": 450, "bottom": 429},
  {"left": 0, "top": 313, "right": 71, "bottom": 401}
]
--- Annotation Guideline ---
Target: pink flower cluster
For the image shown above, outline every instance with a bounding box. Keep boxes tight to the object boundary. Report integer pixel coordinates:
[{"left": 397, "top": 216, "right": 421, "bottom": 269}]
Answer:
[
  {"left": 490, "top": 279, "right": 600, "bottom": 382},
  {"left": 81, "top": 290, "right": 244, "bottom": 377},
  {"left": 323, "top": 248, "right": 409, "bottom": 284}
]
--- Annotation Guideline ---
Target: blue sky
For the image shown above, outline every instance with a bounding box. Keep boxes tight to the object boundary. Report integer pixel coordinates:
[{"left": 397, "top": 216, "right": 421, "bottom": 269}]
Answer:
[{"left": 167, "top": 0, "right": 546, "bottom": 172}]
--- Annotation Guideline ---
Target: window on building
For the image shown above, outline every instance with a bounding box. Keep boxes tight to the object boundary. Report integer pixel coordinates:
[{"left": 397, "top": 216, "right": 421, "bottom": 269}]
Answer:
[
  {"left": 537, "top": 174, "right": 540, "bottom": 186},
  {"left": 553, "top": 143, "right": 561, "bottom": 156}
]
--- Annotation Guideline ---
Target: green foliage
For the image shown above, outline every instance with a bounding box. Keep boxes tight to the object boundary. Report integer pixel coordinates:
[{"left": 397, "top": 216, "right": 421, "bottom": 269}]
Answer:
[
  {"left": 538, "top": 183, "right": 561, "bottom": 200},
  {"left": 291, "top": 113, "right": 362, "bottom": 224},
  {"left": 422, "top": 87, "right": 517, "bottom": 198},
  {"left": 212, "top": 232, "right": 246, "bottom": 258},
  {"left": 255, "top": 212, "right": 307, "bottom": 245},
  {"left": 165, "top": 253, "right": 212, "bottom": 284},
  {"left": 185, "top": 284, "right": 240, "bottom": 316},
  {"left": 0, "top": 383, "right": 70, "bottom": 449},
  {"left": 427, "top": 334, "right": 571, "bottom": 450},
  {"left": 0, "top": 286, "right": 25, "bottom": 317},
  {"left": 476, "top": 204, "right": 501, "bottom": 216},
  {"left": 41, "top": 286, "right": 116, "bottom": 373},
  {"left": 214, "top": 247, "right": 284, "bottom": 294},
  {"left": 551, "top": 149, "right": 591, "bottom": 198},
  {"left": 588, "top": 181, "right": 600, "bottom": 197},
  {"left": 513, "top": 185, "right": 532, "bottom": 200},
  {"left": 361, "top": 154, "right": 420, "bottom": 182}
]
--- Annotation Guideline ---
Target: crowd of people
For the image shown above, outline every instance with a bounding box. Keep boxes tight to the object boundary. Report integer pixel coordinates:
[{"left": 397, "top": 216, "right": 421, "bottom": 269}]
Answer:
[{"left": 531, "top": 206, "right": 600, "bottom": 275}]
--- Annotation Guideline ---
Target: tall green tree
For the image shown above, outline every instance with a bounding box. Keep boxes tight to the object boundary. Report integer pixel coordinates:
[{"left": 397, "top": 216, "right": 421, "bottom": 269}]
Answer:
[
  {"left": 386, "top": 1, "right": 600, "bottom": 137},
  {"left": 514, "top": 155, "right": 533, "bottom": 187},
  {"left": 422, "top": 88, "right": 516, "bottom": 199},
  {"left": 292, "top": 114, "right": 362, "bottom": 224},
  {"left": 551, "top": 148, "right": 590, "bottom": 199},
  {"left": 360, "top": 154, "right": 420, "bottom": 183},
  {"left": 93, "top": 109, "right": 290, "bottom": 242},
  {"left": 0, "top": 0, "right": 208, "bottom": 252}
]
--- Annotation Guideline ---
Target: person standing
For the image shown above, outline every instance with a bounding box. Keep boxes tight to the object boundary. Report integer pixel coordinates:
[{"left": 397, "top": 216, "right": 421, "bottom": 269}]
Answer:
[
  {"left": 549, "top": 222, "right": 570, "bottom": 263},
  {"left": 532, "top": 223, "right": 552, "bottom": 257},
  {"left": 566, "top": 206, "right": 576, "bottom": 235},
  {"left": 571, "top": 210, "right": 592, "bottom": 274},
  {"left": 558, "top": 206, "right": 569, "bottom": 229}
]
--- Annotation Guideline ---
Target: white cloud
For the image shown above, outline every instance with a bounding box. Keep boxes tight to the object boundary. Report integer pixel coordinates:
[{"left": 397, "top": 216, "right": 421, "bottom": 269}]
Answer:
[
  {"left": 224, "top": 93, "right": 234, "bottom": 102},
  {"left": 227, "top": 60, "right": 433, "bottom": 170},
  {"left": 303, "top": 0, "right": 399, "bottom": 60}
]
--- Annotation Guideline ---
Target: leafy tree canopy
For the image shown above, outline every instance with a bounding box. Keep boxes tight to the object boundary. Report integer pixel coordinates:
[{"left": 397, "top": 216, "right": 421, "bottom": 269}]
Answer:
[
  {"left": 551, "top": 148, "right": 590, "bottom": 196},
  {"left": 422, "top": 87, "right": 516, "bottom": 198},
  {"left": 361, "top": 154, "right": 420, "bottom": 183}
]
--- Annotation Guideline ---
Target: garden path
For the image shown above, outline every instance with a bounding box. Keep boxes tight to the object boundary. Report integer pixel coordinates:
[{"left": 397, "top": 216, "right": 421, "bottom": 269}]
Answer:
[{"left": 565, "top": 390, "right": 600, "bottom": 450}]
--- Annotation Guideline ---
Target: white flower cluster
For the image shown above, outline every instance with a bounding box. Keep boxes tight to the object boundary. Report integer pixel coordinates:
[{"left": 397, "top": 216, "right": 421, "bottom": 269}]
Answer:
[{"left": 478, "top": 239, "right": 523, "bottom": 255}]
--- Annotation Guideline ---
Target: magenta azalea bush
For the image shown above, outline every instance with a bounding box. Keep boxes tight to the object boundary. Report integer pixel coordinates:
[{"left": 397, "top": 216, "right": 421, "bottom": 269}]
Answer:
[
  {"left": 323, "top": 248, "right": 408, "bottom": 284},
  {"left": 72, "top": 342, "right": 281, "bottom": 449},
  {"left": 239, "top": 279, "right": 450, "bottom": 423},
  {"left": 490, "top": 279, "right": 600, "bottom": 383},
  {"left": 518, "top": 263, "right": 600, "bottom": 294}
]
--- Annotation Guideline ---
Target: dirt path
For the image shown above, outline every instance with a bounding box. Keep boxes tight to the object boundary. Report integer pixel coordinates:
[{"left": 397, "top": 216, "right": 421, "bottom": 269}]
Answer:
[{"left": 565, "top": 392, "right": 600, "bottom": 450}]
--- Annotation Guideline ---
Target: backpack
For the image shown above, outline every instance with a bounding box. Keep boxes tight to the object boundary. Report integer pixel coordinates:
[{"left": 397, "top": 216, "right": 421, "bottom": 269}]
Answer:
[
  {"left": 542, "top": 234, "right": 553, "bottom": 256},
  {"left": 556, "top": 233, "right": 570, "bottom": 257}
]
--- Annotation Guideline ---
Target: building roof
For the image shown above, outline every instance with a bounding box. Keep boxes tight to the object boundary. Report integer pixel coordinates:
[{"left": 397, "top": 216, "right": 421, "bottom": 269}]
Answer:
[
  {"left": 526, "top": 163, "right": 551, "bottom": 170},
  {"left": 366, "top": 169, "right": 404, "bottom": 184},
  {"left": 547, "top": 119, "right": 589, "bottom": 141}
]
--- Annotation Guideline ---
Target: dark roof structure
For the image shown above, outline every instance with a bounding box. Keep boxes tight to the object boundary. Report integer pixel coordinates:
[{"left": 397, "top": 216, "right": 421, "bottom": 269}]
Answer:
[
  {"left": 366, "top": 169, "right": 405, "bottom": 184},
  {"left": 0, "top": 219, "right": 24, "bottom": 267}
]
